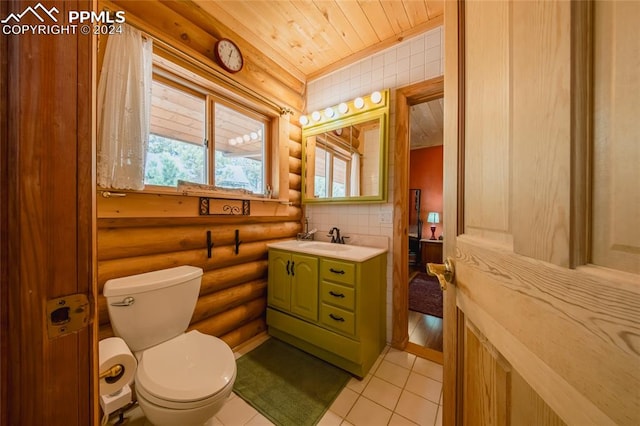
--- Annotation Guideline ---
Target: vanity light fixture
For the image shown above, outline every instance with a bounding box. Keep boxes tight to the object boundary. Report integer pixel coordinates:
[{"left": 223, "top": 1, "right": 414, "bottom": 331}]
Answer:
[{"left": 298, "top": 89, "right": 388, "bottom": 128}]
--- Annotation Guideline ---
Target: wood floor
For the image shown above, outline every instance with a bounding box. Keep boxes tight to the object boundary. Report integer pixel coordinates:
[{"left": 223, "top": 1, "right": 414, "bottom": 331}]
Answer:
[
  {"left": 408, "top": 310, "right": 443, "bottom": 352},
  {"left": 408, "top": 266, "right": 443, "bottom": 352}
]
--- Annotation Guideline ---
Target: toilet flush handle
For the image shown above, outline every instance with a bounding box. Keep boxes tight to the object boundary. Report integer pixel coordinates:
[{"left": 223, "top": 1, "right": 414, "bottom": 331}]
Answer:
[{"left": 110, "top": 297, "right": 135, "bottom": 307}]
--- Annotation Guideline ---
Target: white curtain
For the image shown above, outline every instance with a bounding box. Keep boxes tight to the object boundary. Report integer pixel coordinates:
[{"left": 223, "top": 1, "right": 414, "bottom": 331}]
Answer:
[
  {"left": 350, "top": 152, "right": 361, "bottom": 196},
  {"left": 97, "top": 24, "right": 153, "bottom": 190}
]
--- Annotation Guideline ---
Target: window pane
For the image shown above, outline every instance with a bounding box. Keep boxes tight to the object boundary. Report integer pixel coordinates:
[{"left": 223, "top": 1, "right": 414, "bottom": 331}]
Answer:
[
  {"left": 145, "top": 80, "right": 206, "bottom": 187},
  {"left": 145, "top": 134, "right": 206, "bottom": 186},
  {"left": 332, "top": 156, "right": 347, "bottom": 197},
  {"left": 214, "top": 103, "right": 265, "bottom": 193},
  {"left": 315, "top": 147, "right": 328, "bottom": 198}
]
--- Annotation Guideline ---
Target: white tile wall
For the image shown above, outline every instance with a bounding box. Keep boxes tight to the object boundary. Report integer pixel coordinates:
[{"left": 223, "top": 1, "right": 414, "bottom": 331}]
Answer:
[{"left": 304, "top": 27, "right": 444, "bottom": 341}]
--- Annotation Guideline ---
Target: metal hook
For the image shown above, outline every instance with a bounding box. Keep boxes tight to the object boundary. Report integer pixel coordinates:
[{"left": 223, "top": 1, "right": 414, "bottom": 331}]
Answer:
[{"left": 234, "top": 229, "right": 242, "bottom": 255}]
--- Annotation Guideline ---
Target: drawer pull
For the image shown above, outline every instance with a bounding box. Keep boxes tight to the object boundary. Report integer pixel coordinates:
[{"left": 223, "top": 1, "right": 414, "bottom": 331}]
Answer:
[
  {"left": 329, "top": 268, "right": 345, "bottom": 275},
  {"left": 329, "top": 313, "right": 345, "bottom": 322},
  {"left": 329, "top": 291, "right": 345, "bottom": 298},
  {"left": 286, "top": 260, "right": 290, "bottom": 275}
]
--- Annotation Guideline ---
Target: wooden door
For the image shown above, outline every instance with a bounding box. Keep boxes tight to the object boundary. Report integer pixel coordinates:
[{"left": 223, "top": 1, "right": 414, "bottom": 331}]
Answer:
[
  {"left": 442, "top": 1, "right": 639, "bottom": 425},
  {"left": 1, "top": 1, "right": 97, "bottom": 424}
]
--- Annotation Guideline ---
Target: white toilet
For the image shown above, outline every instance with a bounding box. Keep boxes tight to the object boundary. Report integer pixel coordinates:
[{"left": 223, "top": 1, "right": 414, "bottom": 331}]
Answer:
[{"left": 104, "top": 265, "right": 236, "bottom": 426}]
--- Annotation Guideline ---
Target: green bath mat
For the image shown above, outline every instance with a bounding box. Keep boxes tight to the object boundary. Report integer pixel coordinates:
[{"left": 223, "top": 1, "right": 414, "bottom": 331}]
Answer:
[{"left": 233, "top": 338, "right": 351, "bottom": 426}]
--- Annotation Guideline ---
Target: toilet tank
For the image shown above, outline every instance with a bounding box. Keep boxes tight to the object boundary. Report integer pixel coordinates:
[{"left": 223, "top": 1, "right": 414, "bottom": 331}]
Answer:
[{"left": 104, "top": 266, "right": 203, "bottom": 352}]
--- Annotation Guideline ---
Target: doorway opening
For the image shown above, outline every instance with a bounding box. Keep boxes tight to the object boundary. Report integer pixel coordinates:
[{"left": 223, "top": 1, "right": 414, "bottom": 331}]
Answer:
[{"left": 391, "top": 76, "right": 444, "bottom": 364}]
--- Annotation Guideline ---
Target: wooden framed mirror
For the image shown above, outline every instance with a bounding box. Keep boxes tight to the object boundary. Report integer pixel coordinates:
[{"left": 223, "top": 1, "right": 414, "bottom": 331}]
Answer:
[{"left": 301, "top": 90, "right": 389, "bottom": 204}]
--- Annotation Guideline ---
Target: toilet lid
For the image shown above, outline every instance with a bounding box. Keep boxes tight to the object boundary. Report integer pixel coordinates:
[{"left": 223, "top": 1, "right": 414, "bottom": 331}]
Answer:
[{"left": 136, "top": 330, "right": 236, "bottom": 403}]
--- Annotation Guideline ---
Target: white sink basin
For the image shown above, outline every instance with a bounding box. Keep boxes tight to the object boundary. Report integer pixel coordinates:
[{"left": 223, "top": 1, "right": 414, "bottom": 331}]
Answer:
[
  {"left": 299, "top": 242, "right": 351, "bottom": 252},
  {"left": 267, "top": 240, "right": 387, "bottom": 262}
]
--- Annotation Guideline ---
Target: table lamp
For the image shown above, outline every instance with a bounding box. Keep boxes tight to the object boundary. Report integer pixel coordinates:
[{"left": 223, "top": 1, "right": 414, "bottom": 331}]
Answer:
[{"left": 427, "top": 211, "right": 440, "bottom": 240}]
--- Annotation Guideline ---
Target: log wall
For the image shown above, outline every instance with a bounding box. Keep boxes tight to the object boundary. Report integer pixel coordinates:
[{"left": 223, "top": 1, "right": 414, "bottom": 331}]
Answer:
[{"left": 96, "top": 0, "right": 306, "bottom": 349}]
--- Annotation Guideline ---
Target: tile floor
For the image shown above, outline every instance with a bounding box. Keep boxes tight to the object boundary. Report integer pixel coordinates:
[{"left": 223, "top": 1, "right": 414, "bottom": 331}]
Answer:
[{"left": 111, "top": 336, "right": 444, "bottom": 426}]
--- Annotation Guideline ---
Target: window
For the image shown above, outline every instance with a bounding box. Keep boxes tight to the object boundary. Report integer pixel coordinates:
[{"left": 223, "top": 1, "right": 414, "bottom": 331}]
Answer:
[{"left": 144, "top": 60, "right": 270, "bottom": 195}]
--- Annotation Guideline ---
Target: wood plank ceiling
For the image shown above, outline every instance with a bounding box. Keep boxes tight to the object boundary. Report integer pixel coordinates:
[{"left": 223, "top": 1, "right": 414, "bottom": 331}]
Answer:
[{"left": 192, "top": 0, "right": 444, "bottom": 81}]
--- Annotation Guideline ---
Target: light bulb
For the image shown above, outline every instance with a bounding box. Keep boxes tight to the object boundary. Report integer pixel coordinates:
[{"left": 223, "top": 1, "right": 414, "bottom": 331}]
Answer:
[
  {"left": 250, "top": 132, "right": 258, "bottom": 140},
  {"left": 370, "top": 91, "right": 382, "bottom": 104},
  {"left": 354, "top": 97, "right": 365, "bottom": 109},
  {"left": 243, "top": 134, "right": 251, "bottom": 142},
  {"left": 299, "top": 115, "right": 309, "bottom": 126},
  {"left": 324, "top": 107, "right": 334, "bottom": 118},
  {"left": 338, "top": 103, "right": 349, "bottom": 114},
  {"left": 311, "top": 111, "right": 321, "bottom": 122},
  {"left": 229, "top": 138, "right": 236, "bottom": 145},
  {"left": 235, "top": 136, "right": 243, "bottom": 144}
]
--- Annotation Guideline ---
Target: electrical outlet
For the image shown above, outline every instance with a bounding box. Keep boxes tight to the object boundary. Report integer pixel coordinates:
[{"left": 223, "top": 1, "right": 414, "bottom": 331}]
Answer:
[{"left": 379, "top": 211, "right": 392, "bottom": 224}]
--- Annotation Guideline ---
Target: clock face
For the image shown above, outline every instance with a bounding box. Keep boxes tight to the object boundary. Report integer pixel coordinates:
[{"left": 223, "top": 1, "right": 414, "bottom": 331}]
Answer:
[{"left": 215, "top": 39, "right": 243, "bottom": 73}]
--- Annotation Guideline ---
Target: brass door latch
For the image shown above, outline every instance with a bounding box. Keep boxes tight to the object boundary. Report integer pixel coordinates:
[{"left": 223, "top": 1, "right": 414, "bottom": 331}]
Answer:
[{"left": 46, "top": 294, "right": 90, "bottom": 338}]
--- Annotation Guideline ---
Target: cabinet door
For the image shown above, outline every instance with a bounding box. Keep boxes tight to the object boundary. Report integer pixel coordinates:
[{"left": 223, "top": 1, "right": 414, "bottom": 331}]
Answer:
[
  {"left": 267, "top": 250, "right": 291, "bottom": 311},
  {"left": 290, "top": 253, "right": 319, "bottom": 321}
]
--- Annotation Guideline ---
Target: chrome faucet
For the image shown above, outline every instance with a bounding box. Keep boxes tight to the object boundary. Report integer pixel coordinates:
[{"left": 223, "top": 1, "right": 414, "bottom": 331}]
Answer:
[
  {"left": 296, "top": 218, "right": 317, "bottom": 241},
  {"left": 328, "top": 227, "right": 348, "bottom": 244}
]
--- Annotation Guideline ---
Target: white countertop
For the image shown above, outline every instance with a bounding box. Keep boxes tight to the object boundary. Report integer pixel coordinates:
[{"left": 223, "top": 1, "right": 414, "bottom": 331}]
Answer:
[{"left": 267, "top": 240, "right": 388, "bottom": 262}]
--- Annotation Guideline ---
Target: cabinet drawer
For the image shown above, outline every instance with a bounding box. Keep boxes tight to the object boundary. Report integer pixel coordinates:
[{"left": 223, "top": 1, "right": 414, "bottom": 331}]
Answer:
[
  {"left": 321, "top": 281, "right": 355, "bottom": 311},
  {"left": 320, "top": 259, "right": 355, "bottom": 286},
  {"left": 320, "top": 304, "right": 355, "bottom": 336}
]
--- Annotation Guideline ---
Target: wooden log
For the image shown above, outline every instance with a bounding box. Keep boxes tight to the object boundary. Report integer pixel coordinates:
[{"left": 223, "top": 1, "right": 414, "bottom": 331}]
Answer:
[
  {"left": 201, "top": 260, "right": 268, "bottom": 296},
  {"left": 289, "top": 124, "right": 302, "bottom": 144},
  {"left": 219, "top": 318, "right": 267, "bottom": 350},
  {"left": 191, "top": 279, "right": 266, "bottom": 324},
  {"left": 289, "top": 157, "right": 302, "bottom": 175},
  {"left": 289, "top": 189, "right": 301, "bottom": 205},
  {"left": 97, "top": 239, "right": 280, "bottom": 290},
  {"left": 188, "top": 298, "right": 266, "bottom": 337},
  {"left": 96, "top": 259, "right": 268, "bottom": 325},
  {"left": 98, "top": 221, "right": 300, "bottom": 260},
  {"left": 289, "top": 139, "right": 302, "bottom": 159},
  {"left": 289, "top": 173, "right": 301, "bottom": 190}
]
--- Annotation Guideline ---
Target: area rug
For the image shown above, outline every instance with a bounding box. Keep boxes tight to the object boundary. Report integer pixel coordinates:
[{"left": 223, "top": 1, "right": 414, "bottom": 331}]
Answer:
[
  {"left": 409, "top": 272, "right": 443, "bottom": 318},
  {"left": 233, "top": 338, "right": 351, "bottom": 426}
]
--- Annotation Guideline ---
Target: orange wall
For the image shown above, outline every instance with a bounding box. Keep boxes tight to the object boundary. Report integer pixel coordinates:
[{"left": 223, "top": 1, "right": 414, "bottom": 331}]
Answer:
[{"left": 409, "top": 145, "right": 443, "bottom": 239}]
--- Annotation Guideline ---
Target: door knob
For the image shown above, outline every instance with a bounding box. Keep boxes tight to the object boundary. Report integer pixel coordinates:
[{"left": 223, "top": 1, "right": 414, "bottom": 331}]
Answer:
[{"left": 426, "top": 257, "right": 455, "bottom": 291}]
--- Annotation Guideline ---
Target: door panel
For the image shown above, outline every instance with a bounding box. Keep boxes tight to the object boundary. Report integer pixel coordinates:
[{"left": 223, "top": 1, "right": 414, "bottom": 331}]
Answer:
[
  {"left": 290, "top": 254, "right": 319, "bottom": 321},
  {"left": 444, "top": 1, "right": 640, "bottom": 425},
  {"left": 592, "top": 1, "right": 640, "bottom": 274}
]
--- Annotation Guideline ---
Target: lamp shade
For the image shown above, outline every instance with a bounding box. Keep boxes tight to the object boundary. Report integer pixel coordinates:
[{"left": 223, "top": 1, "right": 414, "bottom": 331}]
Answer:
[{"left": 427, "top": 212, "right": 440, "bottom": 224}]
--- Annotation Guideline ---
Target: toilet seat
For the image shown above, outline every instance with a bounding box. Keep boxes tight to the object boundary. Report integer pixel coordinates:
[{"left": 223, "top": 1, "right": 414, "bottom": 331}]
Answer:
[{"left": 135, "top": 330, "right": 236, "bottom": 410}]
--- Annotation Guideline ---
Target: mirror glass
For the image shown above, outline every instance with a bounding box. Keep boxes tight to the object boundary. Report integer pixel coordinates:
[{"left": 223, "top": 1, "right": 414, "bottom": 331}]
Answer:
[{"left": 301, "top": 91, "right": 389, "bottom": 204}]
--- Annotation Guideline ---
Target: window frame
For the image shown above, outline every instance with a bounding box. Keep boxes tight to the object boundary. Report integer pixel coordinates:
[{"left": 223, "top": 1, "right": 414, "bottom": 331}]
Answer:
[{"left": 143, "top": 54, "right": 274, "bottom": 196}]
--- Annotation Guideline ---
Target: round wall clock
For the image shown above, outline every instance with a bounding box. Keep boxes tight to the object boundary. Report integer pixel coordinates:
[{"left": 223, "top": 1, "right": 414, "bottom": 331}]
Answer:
[{"left": 214, "top": 38, "right": 244, "bottom": 74}]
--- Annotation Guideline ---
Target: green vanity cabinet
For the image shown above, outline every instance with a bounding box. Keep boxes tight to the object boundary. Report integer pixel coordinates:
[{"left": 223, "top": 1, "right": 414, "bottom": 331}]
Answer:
[
  {"left": 267, "top": 246, "right": 387, "bottom": 378},
  {"left": 267, "top": 250, "right": 319, "bottom": 322}
]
